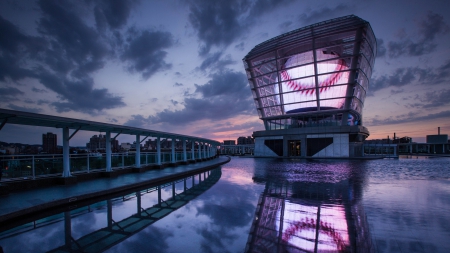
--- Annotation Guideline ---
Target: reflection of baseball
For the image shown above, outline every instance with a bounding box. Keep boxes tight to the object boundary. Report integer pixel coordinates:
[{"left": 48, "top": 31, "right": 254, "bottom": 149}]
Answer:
[
  {"left": 279, "top": 51, "right": 348, "bottom": 111},
  {"left": 282, "top": 218, "right": 347, "bottom": 252}
]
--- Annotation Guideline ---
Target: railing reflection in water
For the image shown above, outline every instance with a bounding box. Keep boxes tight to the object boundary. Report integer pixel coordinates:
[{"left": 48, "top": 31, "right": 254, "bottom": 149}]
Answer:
[{"left": 0, "top": 168, "right": 221, "bottom": 252}]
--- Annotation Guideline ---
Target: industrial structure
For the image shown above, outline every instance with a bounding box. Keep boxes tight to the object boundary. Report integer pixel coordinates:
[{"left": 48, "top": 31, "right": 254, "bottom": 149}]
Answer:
[{"left": 243, "top": 15, "right": 376, "bottom": 157}]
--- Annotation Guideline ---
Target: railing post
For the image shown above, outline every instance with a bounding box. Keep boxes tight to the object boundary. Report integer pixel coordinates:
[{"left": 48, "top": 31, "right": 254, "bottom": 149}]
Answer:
[
  {"left": 135, "top": 134, "right": 141, "bottom": 168},
  {"left": 122, "top": 153, "right": 125, "bottom": 168},
  {"left": 191, "top": 141, "right": 195, "bottom": 160},
  {"left": 171, "top": 138, "right": 175, "bottom": 163},
  {"left": 157, "top": 137, "right": 161, "bottom": 165},
  {"left": 62, "top": 127, "right": 71, "bottom": 177},
  {"left": 32, "top": 155, "right": 35, "bottom": 179},
  {"left": 106, "top": 131, "right": 112, "bottom": 172},
  {"left": 87, "top": 154, "right": 90, "bottom": 173},
  {"left": 182, "top": 139, "right": 186, "bottom": 162}
]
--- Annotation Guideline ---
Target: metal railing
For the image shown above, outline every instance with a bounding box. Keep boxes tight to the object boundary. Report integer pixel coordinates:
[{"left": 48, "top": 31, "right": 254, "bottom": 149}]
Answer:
[{"left": 0, "top": 151, "right": 202, "bottom": 180}]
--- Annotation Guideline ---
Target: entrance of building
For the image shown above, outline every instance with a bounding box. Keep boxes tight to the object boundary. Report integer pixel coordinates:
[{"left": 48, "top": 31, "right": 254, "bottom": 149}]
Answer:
[{"left": 288, "top": 140, "right": 301, "bottom": 156}]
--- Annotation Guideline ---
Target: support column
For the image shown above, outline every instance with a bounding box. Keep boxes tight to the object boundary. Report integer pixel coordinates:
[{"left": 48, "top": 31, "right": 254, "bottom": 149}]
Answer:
[
  {"left": 106, "top": 131, "right": 112, "bottom": 172},
  {"left": 137, "top": 191, "right": 141, "bottom": 215},
  {"left": 62, "top": 127, "right": 71, "bottom": 177},
  {"left": 107, "top": 200, "right": 112, "bottom": 228},
  {"left": 183, "top": 139, "right": 187, "bottom": 161},
  {"left": 158, "top": 185, "right": 161, "bottom": 206},
  {"left": 198, "top": 142, "right": 201, "bottom": 159},
  {"left": 171, "top": 138, "right": 176, "bottom": 163},
  {"left": 135, "top": 134, "right": 141, "bottom": 167},
  {"left": 157, "top": 137, "right": 161, "bottom": 165},
  {"left": 203, "top": 143, "right": 206, "bottom": 158}
]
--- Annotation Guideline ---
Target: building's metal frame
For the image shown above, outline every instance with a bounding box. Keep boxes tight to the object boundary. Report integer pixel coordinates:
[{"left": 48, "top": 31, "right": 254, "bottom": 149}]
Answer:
[
  {"left": 243, "top": 15, "right": 376, "bottom": 129},
  {"left": 242, "top": 15, "right": 377, "bottom": 158}
]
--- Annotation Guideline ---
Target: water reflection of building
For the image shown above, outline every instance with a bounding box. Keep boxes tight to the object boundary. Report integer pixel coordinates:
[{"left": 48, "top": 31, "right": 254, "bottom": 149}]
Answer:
[{"left": 246, "top": 165, "right": 373, "bottom": 252}]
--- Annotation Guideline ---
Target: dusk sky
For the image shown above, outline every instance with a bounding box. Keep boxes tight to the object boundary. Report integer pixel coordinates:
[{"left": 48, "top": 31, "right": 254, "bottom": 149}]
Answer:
[{"left": 1, "top": 0, "right": 449, "bottom": 146}]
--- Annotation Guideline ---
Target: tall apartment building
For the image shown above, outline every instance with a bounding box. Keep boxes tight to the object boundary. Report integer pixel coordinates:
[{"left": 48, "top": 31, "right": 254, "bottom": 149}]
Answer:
[
  {"left": 86, "top": 134, "right": 119, "bottom": 151},
  {"left": 237, "top": 136, "right": 254, "bottom": 145},
  {"left": 42, "top": 132, "right": 57, "bottom": 153}
]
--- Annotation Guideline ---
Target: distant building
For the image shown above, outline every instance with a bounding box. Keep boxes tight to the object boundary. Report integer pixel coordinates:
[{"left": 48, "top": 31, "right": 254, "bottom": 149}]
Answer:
[
  {"left": 237, "top": 136, "right": 254, "bottom": 145},
  {"left": 42, "top": 132, "right": 57, "bottom": 153},
  {"left": 86, "top": 134, "right": 119, "bottom": 151},
  {"left": 223, "top": 140, "right": 236, "bottom": 145},
  {"left": 120, "top": 143, "right": 132, "bottom": 151},
  {"left": 426, "top": 134, "right": 448, "bottom": 144}
]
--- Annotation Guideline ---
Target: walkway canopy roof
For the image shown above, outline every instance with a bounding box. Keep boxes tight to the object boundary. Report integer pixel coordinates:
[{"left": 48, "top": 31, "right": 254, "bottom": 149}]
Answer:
[{"left": 0, "top": 109, "right": 219, "bottom": 145}]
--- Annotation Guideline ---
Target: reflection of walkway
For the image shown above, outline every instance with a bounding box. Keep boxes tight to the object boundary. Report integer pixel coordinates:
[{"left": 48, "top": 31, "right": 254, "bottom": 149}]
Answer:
[
  {"left": 48, "top": 169, "right": 221, "bottom": 252},
  {"left": 0, "top": 157, "right": 229, "bottom": 225},
  {"left": 246, "top": 180, "right": 374, "bottom": 253}
]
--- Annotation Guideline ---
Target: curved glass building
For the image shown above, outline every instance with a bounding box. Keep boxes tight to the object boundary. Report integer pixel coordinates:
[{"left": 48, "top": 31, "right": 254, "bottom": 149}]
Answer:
[{"left": 243, "top": 15, "right": 376, "bottom": 157}]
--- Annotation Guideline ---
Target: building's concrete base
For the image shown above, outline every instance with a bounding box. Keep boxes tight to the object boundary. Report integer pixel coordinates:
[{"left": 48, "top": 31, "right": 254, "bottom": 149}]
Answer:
[{"left": 253, "top": 125, "right": 368, "bottom": 158}]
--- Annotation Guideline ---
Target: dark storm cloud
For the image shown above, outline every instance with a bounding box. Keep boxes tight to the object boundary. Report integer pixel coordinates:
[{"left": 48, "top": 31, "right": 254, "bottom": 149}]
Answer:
[
  {"left": 187, "top": 0, "right": 293, "bottom": 56},
  {"left": 121, "top": 28, "right": 174, "bottom": 80},
  {"left": 195, "top": 70, "right": 249, "bottom": 97},
  {"left": 0, "top": 15, "right": 43, "bottom": 81},
  {"left": 248, "top": 0, "right": 295, "bottom": 17},
  {"left": 94, "top": 0, "right": 138, "bottom": 30},
  {"left": 36, "top": 72, "right": 125, "bottom": 114},
  {"left": 37, "top": 0, "right": 108, "bottom": 76},
  {"left": 418, "top": 11, "right": 450, "bottom": 40},
  {"left": 198, "top": 52, "right": 235, "bottom": 72},
  {"left": 385, "top": 11, "right": 449, "bottom": 58},
  {"left": 376, "top": 38, "right": 386, "bottom": 58},
  {"left": 124, "top": 114, "right": 147, "bottom": 127},
  {"left": 369, "top": 60, "right": 450, "bottom": 93},
  {"left": 0, "top": 87, "right": 24, "bottom": 102},
  {"left": 387, "top": 40, "right": 436, "bottom": 58},
  {"left": 298, "top": 4, "right": 354, "bottom": 25},
  {"left": 390, "top": 89, "right": 404, "bottom": 95},
  {"left": 125, "top": 70, "right": 254, "bottom": 127},
  {"left": 0, "top": 87, "right": 24, "bottom": 97},
  {"left": 407, "top": 89, "right": 450, "bottom": 109},
  {"left": 31, "top": 87, "right": 47, "bottom": 93},
  {"left": 367, "top": 110, "right": 450, "bottom": 126},
  {"left": 188, "top": 0, "right": 250, "bottom": 56},
  {"left": 7, "top": 104, "right": 41, "bottom": 113},
  {"left": 370, "top": 68, "right": 417, "bottom": 92},
  {"left": 279, "top": 20, "right": 293, "bottom": 31},
  {"left": 234, "top": 41, "right": 245, "bottom": 51},
  {"left": 0, "top": 0, "right": 138, "bottom": 114}
]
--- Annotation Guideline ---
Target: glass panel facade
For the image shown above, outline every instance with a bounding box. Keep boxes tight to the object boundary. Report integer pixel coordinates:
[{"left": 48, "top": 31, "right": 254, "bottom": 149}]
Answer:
[{"left": 243, "top": 15, "right": 376, "bottom": 129}]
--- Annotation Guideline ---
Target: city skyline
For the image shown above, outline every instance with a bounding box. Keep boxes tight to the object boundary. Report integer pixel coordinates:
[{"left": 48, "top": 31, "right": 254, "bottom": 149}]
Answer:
[{"left": 1, "top": 0, "right": 450, "bottom": 146}]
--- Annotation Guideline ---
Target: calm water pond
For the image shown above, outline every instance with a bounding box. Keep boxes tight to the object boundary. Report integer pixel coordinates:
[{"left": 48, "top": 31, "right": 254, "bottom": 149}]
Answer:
[{"left": 1, "top": 156, "right": 450, "bottom": 252}]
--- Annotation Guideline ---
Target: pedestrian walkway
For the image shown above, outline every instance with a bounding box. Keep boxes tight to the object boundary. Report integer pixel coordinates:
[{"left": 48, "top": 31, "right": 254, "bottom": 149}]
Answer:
[{"left": 0, "top": 156, "right": 230, "bottom": 224}]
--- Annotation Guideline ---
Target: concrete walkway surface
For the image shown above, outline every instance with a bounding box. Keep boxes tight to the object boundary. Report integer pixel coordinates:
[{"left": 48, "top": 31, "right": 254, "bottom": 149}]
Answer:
[{"left": 0, "top": 156, "right": 230, "bottom": 225}]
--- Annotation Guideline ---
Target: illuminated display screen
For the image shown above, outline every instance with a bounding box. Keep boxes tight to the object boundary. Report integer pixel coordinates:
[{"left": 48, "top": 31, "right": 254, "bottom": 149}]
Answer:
[{"left": 276, "top": 51, "right": 349, "bottom": 113}]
